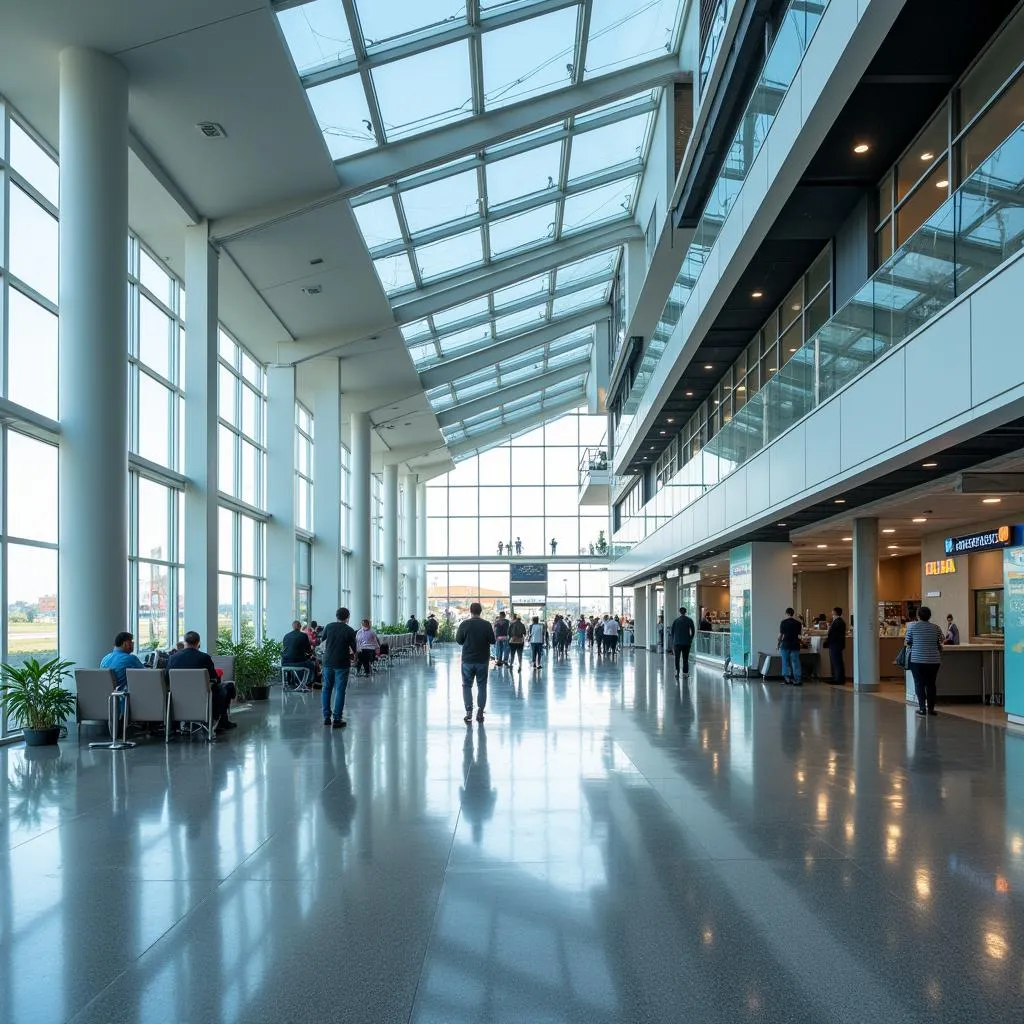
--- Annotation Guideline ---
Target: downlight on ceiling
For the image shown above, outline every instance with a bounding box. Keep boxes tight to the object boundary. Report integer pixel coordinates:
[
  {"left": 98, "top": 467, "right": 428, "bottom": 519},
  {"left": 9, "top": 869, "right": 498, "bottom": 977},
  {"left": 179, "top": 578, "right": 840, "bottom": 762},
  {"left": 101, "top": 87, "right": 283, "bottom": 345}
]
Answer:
[{"left": 853, "top": 142, "right": 870, "bottom": 154}]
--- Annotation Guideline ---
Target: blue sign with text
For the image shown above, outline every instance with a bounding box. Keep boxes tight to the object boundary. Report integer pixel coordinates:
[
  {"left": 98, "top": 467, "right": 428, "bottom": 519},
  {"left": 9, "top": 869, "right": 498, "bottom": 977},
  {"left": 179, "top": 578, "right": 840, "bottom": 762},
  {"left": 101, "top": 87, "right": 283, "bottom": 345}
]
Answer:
[{"left": 510, "top": 563, "right": 548, "bottom": 583}]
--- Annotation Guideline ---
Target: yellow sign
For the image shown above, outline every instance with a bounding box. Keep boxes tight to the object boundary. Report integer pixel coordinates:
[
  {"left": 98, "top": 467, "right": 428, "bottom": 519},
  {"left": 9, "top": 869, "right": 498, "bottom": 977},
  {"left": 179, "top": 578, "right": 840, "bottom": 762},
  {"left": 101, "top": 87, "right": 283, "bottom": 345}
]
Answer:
[{"left": 925, "top": 558, "right": 956, "bottom": 576}]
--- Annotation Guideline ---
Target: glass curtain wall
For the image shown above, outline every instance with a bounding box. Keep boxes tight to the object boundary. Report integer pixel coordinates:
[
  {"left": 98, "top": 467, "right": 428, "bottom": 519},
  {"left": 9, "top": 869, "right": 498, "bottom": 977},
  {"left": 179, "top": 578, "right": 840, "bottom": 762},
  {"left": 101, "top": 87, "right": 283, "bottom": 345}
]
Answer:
[
  {"left": 426, "top": 412, "right": 610, "bottom": 620},
  {"left": 295, "top": 402, "right": 314, "bottom": 620},
  {"left": 340, "top": 444, "right": 352, "bottom": 610}
]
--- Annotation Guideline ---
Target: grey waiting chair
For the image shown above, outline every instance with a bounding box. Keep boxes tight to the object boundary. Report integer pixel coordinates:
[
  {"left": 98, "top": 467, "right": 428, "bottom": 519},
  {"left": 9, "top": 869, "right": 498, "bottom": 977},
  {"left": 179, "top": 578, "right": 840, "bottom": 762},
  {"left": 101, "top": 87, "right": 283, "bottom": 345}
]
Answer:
[
  {"left": 124, "top": 668, "right": 171, "bottom": 742},
  {"left": 168, "top": 668, "right": 214, "bottom": 741},
  {"left": 212, "top": 656, "right": 235, "bottom": 689},
  {"left": 281, "top": 665, "right": 312, "bottom": 692},
  {"left": 74, "top": 668, "right": 134, "bottom": 750}
]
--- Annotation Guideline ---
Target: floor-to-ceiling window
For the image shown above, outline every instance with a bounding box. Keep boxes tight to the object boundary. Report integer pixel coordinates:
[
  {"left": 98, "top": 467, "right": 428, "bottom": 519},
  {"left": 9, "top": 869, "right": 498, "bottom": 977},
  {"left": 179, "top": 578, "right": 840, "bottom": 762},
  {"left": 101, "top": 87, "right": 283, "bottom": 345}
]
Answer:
[
  {"left": 217, "top": 329, "right": 268, "bottom": 639},
  {"left": 339, "top": 443, "right": 352, "bottom": 610},
  {"left": 295, "top": 401, "right": 313, "bottom": 621},
  {"left": 426, "top": 411, "right": 610, "bottom": 619}
]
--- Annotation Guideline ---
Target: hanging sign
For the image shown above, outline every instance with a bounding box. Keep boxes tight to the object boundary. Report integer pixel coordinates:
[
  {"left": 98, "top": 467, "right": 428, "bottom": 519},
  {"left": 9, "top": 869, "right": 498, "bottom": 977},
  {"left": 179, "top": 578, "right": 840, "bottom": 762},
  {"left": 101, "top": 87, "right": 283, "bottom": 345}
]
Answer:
[{"left": 945, "top": 526, "right": 1016, "bottom": 555}]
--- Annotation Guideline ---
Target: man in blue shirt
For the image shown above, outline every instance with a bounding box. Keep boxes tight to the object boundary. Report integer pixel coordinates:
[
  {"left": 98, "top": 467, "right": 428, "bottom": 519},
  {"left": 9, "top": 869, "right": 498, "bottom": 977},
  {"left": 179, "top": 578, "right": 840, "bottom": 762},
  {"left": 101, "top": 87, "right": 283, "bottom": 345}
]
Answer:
[{"left": 99, "top": 632, "right": 144, "bottom": 691}]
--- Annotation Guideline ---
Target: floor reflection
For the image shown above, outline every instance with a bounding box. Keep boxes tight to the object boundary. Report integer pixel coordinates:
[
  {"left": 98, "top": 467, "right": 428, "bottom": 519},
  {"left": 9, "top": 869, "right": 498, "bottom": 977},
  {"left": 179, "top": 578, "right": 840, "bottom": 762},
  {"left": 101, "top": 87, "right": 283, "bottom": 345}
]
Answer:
[{"left": 0, "top": 645, "right": 1020, "bottom": 1022}]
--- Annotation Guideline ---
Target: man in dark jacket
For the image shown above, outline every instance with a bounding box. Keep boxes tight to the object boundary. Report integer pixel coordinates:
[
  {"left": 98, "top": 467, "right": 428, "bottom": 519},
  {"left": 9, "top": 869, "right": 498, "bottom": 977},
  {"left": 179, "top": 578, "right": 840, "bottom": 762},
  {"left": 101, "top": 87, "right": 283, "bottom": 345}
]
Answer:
[
  {"left": 670, "top": 607, "right": 697, "bottom": 678},
  {"left": 456, "top": 602, "right": 496, "bottom": 724},
  {"left": 320, "top": 607, "right": 358, "bottom": 727},
  {"left": 406, "top": 614, "right": 420, "bottom": 636},
  {"left": 167, "top": 630, "right": 236, "bottom": 733},
  {"left": 281, "top": 619, "right": 315, "bottom": 689},
  {"left": 825, "top": 606, "right": 847, "bottom": 684}
]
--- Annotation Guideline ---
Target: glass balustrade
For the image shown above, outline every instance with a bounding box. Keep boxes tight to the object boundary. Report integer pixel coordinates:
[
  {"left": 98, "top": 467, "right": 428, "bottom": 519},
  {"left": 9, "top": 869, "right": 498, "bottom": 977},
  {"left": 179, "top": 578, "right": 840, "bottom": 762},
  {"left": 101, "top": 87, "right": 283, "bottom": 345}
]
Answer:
[{"left": 615, "top": 119, "right": 1024, "bottom": 551}]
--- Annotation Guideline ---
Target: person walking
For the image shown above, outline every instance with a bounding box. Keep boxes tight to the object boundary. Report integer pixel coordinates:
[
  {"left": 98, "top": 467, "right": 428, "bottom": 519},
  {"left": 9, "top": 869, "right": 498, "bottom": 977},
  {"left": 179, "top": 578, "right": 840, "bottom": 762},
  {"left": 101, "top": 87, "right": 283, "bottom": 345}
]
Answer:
[
  {"left": 529, "top": 616, "right": 545, "bottom": 668},
  {"left": 508, "top": 613, "right": 526, "bottom": 671},
  {"left": 656, "top": 614, "right": 664, "bottom": 653},
  {"left": 824, "top": 606, "right": 848, "bottom": 684},
  {"left": 778, "top": 607, "right": 803, "bottom": 685},
  {"left": 321, "top": 608, "right": 358, "bottom": 727},
  {"left": 498, "top": 540, "right": 504, "bottom": 556},
  {"left": 493, "top": 611, "right": 510, "bottom": 667},
  {"left": 424, "top": 613, "right": 439, "bottom": 650},
  {"left": 576, "top": 615, "right": 587, "bottom": 650},
  {"left": 604, "top": 614, "right": 620, "bottom": 657},
  {"left": 550, "top": 537, "right": 557, "bottom": 555},
  {"left": 515, "top": 537, "right": 522, "bottom": 555},
  {"left": 905, "top": 605, "right": 944, "bottom": 716},
  {"left": 670, "top": 606, "right": 696, "bottom": 678},
  {"left": 355, "top": 619, "right": 380, "bottom": 676},
  {"left": 944, "top": 614, "right": 960, "bottom": 646},
  {"left": 456, "top": 602, "right": 495, "bottom": 724}
]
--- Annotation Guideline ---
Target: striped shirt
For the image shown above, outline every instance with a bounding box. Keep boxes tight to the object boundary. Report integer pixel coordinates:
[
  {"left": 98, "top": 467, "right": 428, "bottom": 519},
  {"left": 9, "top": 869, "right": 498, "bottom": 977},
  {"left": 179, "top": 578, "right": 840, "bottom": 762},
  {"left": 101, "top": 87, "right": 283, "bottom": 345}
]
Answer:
[{"left": 905, "top": 620, "right": 943, "bottom": 664}]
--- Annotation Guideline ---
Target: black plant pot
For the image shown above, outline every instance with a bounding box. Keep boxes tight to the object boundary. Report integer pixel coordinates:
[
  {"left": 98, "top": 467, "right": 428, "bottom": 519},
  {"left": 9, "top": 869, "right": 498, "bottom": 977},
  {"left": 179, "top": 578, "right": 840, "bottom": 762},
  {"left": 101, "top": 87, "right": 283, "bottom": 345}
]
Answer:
[
  {"left": 248, "top": 685, "right": 271, "bottom": 702},
  {"left": 23, "top": 727, "right": 60, "bottom": 747}
]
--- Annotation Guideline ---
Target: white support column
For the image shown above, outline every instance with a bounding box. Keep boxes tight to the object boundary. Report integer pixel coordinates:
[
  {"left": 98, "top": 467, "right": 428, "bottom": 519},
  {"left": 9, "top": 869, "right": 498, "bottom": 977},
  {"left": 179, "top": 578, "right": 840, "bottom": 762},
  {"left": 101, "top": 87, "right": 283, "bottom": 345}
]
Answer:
[
  {"left": 266, "top": 365, "right": 296, "bottom": 634},
  {"left": 663, "top": 577, "right": 679, "bottom": 647},
  {"left": 853, "top": 518, "right": 880, "bottom": 690},
  {"left": 403, "top": 474, "right": 418, "bottom": 617},
  {"left": 58, "top": 48, "right": 129, "bottom": 669},
  {"left": 312, "top": 359, "right": 342, "bottom": 615},
  {"left": 647, "top": 586, "right": 659, "bottom": 649},
  {"left": 183, "top": 225, "right": 220, "bottom": 645},
  {"left": 416, "top": 481, "right": 427, "bottom": 617},
  {"left": 634, "top": 586, "right": 648, "bottom": 649},
  {"left": 350, "top": 411, "right": 372, "bottom": 620},
  {"left": 383, "top": 463, "right": 399, "bottom": 623}
]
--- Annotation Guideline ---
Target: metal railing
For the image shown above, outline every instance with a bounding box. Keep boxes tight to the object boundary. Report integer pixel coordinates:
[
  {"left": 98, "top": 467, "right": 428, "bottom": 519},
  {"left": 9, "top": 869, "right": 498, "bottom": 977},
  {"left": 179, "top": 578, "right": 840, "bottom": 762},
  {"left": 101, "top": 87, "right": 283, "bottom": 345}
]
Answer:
[
  {"left": 615, "top": 118, "right": 1024, "bottom": 549},
  {"left": 696, "top": 630, "right": 730, "bottom": 660}
]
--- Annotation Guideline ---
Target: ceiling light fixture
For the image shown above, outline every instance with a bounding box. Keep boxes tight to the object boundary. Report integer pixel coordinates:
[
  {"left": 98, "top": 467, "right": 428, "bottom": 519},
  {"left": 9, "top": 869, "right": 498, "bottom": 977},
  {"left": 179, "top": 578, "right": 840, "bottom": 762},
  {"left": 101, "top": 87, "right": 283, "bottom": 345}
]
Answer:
[
  {"left": 912, "top": 517, "right": 927, "bottom": 523},
  {"left": 922, "top": 462, "right": 938, "bottom": 468},
  {"left": 834, "top": 499, "right": 846, "bottom": 504},
  {"left": 882, "top": 528, "right": 895, "bottom": 534},
  {"left": 667, "top": 417, "right": 674, "bottom": 423},
  {"left": 853, "top": 143, "right": 870, "bottom": 154},
  {"left": 827, "top": 563, "right": 837, "bottom": 567},
  {"left": 685, "top": 391, "right": 694, "bottom": 397},
  {"left": 842, "top": 536, "right": 852, "bottom": 542},
  {"left": 921, "top": 151, "right": 934, "bottom": 161},
  {"left": 704, "top": 364, "right": 713, "bottom": 370},
  {"left": 752, "top": 290, "right": 764, "bottom": 299},
  {"left": 777, "top": 523, "right": 787, "bottom": 527},
  {"left": 983, "top": 497, "right": 1002, "bottom": 504},
  {"left": 659, "top": 430, "right": 667, "bottom": 435},
  {"left": 817, "top": 544, "right": 827, "bottom": 549},
  {"left": 888, "top": 544, "right": 899, "bottom": 550},
  {"left": 936, "top": 179, "right": 949, "bottom": 188}
]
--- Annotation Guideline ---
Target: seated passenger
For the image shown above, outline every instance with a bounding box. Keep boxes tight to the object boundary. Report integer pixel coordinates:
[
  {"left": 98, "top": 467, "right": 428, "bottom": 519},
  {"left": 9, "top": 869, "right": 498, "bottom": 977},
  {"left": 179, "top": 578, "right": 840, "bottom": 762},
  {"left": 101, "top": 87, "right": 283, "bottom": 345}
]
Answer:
[
  {"left": 282, "top": 619, "right": 315, "bottom": 688},
  {"left": 167, "top": 630, "right": 237, "bottom": 733},
  {"left": 99, "top": 631, "right": 144, "bottom": 691}
]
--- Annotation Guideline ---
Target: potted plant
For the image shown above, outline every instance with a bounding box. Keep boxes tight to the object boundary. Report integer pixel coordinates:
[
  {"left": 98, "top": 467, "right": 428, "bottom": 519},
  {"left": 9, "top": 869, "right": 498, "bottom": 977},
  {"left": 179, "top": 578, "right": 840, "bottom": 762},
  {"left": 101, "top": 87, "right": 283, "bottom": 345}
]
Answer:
[
  {"left": 595, "top": 530, "right": 609, "bottom": 556},
  {"left": 0, "top": 657, "right": 77, "bottom": 746},
  {"left": 217, "top": 626, "right": 282, "bottom": 702}
]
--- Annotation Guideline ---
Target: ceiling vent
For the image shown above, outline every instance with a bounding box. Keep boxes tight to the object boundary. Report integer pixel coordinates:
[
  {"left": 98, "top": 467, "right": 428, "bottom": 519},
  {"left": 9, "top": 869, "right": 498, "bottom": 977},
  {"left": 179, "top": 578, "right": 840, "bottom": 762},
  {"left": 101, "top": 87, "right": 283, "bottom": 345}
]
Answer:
[
  {"left": 302, "top": 285, "right": 322, "bottom": 295},
  {"left": 196, "top": 122, "right": 227, "bottom": 139}
]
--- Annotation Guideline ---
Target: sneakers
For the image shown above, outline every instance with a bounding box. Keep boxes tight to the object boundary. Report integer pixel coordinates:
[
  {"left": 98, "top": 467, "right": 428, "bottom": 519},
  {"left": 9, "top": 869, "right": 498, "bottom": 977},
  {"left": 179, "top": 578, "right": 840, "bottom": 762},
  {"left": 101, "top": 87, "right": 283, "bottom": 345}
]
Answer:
[
  {"left": 332, "top": 717, "right": 347, "bottom": 728},
  {"left": 476, "top": 709, "right": 485, "bottom": 723},
  {"left": 464, "top": 710, "right": 473, "bottom": 723},
  {"left": 324, "top": 715, "right": 332, "bottom": 726}
]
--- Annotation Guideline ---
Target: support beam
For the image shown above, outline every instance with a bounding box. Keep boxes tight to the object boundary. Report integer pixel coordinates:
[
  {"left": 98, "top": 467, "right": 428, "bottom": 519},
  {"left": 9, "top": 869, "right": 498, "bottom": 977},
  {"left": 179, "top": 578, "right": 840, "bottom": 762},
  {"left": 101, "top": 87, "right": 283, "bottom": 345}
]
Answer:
[
  {"left": 403, "top": 475, "right": 418, "bottom": 617},
  {"left": 350, "top": 411, "right": 373, "bottom": 619},
  {"left": 211, "top": 56, "right": 684, "bottom": 243},
  {"left": 416, "top": 481, "right": 427, "bottom": 619},
  {"left": 383, "top": 464, "right": 399, "bottom": 623},
  {"left": 312, "top": 359, "right": 343, "bottom": 612},
  {"left": 448, "top": 393, "right": 585, "bottom": 458},
  {"left": 266, "top": 365, "right": 297, "bottom": 632},
  {"left": 435, "top": 358, "right": 591, "bottom": 427},
  {"left": 394, "top": 222, "right": 639, "bottom": 324},
  {"left": 419, "top": 308, "right": 606, "bottom": 389},
  {"left": 852, "top": 518, "right": 880, "bottom": 691}
]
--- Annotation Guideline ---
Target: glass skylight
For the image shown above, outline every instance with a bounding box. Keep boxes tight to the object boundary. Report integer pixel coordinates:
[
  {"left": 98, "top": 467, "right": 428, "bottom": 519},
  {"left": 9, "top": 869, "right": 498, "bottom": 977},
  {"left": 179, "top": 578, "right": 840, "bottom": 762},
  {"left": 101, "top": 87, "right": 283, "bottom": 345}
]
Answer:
[
  {"left": 493, "top": 274, "right": 550, "bottom": 308},
  {"left": 306, "top": 76, "right": 376, "bottom": 159},
  {"left": 568, "top": 115, "right": 652, "bottom": 180},
  {"left": 586, "top": 0, "right": 680, "bottom": 77},
  {"left": 401, "top": 169, "right": 480, "bottom": 235},
  {"left": 373, "top": 252, "right": 416, "bottom": 294},
  {"left": 488, "top": 203, "right": 557, "bottom": 257},
  {"left": 486, "top": 142, "right": 563, "bottom": 207},
  {"left": 432, "top": 296, "right": 490, "bottom": 331},
  {"left": 352, "top": 197, "right": 403, "bottom": 249},
  {"left": 277, "top": 0, "right": 354, "bottom": 75},
  {"left": 355, "top": 0, "right": 464, "bottom": 47},
  {"left": 562, "top": 177, "right": 638, "bottom": 232},
  {"left": 415, "top": 229, "right": 483, "bottom": 281}
]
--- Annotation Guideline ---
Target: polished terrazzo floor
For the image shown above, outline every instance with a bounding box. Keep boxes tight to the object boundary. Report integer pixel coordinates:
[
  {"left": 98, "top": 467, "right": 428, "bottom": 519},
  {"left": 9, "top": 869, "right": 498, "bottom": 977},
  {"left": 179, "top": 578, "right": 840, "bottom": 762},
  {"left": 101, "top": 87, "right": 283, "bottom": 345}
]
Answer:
[{"left": 2, "top": 645, "right": 1023, "bottom": 1023}]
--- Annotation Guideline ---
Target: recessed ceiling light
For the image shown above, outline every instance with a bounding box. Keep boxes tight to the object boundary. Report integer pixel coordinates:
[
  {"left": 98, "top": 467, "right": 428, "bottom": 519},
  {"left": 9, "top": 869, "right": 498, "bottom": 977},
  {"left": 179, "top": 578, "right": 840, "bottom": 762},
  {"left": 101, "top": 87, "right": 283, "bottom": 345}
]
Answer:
[
  {"left": 827, "top": 563, "right": 837, "bottom": 567},
  {"left": 737, "top": 385, "right": 746, "bottom": 392},
  {"left": 888, "top": 544, "right": 899, "bottom": 550},
  {"left": 842, "top": 536, "right": 852, "bottom": 542},
  {"left": 983, "top": 497, "right": 1002, "bottom": 504},
  {"left": 714, "top": 399, "right": 720, "bottom": 405},
  {"left": 659, "top": 430, "right": 666, "bottom": 435},
  {"left": 768, "top": 367, "right": 777, "bottom": 373},
  {"left": 853, "top": 143, "right": 870, "bottom": 154},
  {"left": 834, "top": 499, "right": 846, "bottom": 504},
  {"left": 752, "top": 290, "right": 764, "bottom": 299},
  {"left": 685, "top": 391, "right": 694, "bottom": 397},
  {"left": 817, "top": 544, "right": 827, "bottom": 549},
  {"left": 922, "top": 462, "right": 938, "bottom": 468},
  {"left": 667, "top": 417, "right": 674, "bottom": 423},
  {"left": 882, "top": 528, "right": 895, "bottom": 534},
  {"left": 791, "top": 304, "right": 801, "bottom": 312},
  {"left": 704, "top": 364, "right": 713, "bottom": 370},
  {"left": 936, "top": 179, "right": 949, "bottom": 188},
  {"left": 912, "top": 517, "right": 927, "bottom": 523},
  {"left": 921, "top": 152, "right": 934, "bottom": 161},
  {"left": 777, "top": 523, "right": 787, "bottom": 527},
  {"left": 891, "top": 553, "right": 899, "bottom": 557}
]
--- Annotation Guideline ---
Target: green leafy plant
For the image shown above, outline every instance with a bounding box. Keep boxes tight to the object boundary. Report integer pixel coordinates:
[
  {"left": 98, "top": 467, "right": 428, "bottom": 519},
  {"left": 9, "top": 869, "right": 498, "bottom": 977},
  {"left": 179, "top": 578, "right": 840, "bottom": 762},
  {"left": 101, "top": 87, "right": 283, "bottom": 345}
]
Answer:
[
  {"left": 217, "top": 625, "right": 282, "bottom": 699},
  {"left": 0, "top": 657, "right": 77, "bottom": 730},
  {"left": 595, "top": 530, "right": 609, "bottom": 556},
  {"left": 437, "top": 617, "right": 455, "bottom": 643},
  {"left": 376, "top": 623, "right": 411, "bottom": 635}
]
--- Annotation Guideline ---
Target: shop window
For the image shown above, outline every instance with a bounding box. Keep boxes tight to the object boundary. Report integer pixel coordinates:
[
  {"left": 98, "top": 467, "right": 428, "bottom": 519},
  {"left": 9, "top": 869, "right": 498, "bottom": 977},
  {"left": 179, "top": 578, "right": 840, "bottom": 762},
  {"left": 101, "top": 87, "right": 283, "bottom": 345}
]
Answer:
[
  {"left": 897, "top": 104, "right": 949, "bottom": 202},
  {"left": 974, "top": 587, "right": 1004, "bottom": 637},
  {"left": 896, "top": 162, "right": 950, "bottom": 247},
  {"left": 959, "top": 6, "right": 1024, "bottom": 128},
  {"left": 959, "top": 70, "right": 1024, "bottom": 180}
]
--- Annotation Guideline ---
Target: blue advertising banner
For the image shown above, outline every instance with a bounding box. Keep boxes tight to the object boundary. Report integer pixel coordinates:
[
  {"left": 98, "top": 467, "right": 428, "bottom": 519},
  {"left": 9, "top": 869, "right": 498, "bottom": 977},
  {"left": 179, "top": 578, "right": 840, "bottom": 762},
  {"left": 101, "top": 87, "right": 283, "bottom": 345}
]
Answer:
[
  {"left": 510, "top": 563, "right": 548, "bottom": 583},
  {"left": 730, "top": 544, "right": 752, "bottom": 667},
  {"left": 945, "top": 525, "right": 1019, "bottom": 555},
  {"left": 1004, "top": 545, "right": 1024, "bottom": 718}
]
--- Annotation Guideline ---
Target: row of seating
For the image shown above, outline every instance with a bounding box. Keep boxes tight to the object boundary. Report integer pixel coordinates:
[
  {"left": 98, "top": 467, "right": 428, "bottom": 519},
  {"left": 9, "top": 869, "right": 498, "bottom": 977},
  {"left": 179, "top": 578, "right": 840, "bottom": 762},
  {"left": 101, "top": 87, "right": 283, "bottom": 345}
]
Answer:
[{"left": 75, "top": 657, "right": 234, "bottom": 745}]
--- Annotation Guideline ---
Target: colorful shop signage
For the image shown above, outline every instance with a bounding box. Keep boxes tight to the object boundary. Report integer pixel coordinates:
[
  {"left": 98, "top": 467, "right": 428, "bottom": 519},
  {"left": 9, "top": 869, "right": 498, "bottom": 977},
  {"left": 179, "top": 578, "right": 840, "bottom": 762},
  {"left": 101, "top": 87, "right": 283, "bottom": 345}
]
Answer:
[
  {"left": 944, "top": 525, "right": 1017, "bottom": 555},
  {"left": 1003, "top": 546, "right": 1024, "bottom": 718},
  {"left": 729, "top": 544, "right": 752, "bottom": 668},
  {"left": 925, "top": 558, "right": 957, "bottom": 576}
]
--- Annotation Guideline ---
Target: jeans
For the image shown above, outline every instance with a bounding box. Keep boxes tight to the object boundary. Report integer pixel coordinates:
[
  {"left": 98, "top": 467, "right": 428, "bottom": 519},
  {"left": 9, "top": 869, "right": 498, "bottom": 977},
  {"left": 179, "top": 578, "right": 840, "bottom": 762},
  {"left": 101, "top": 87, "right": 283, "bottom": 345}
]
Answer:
[
  {"left": 673, "top": 644, "right": 691, "bottom": 675},
  {"left": 461, "top": 661, "right": 489, "bottom": 711},
  {"left": 780, "top": 647, "right": 802, "bottom": 683},
  {"left": 509, "top": 643, "right": 523, "bottom": 667},
  {"left": 494, "top": 638, "right": 509, "bottom": 664},
  {"left": 577, "top": 631, "right": 586, "bottom": 649},
  {"left": 531, "top": 641, "right": 544, "bottom": 665},
  {"left": 322, "top": 665, "right": 350, "bottom": 719},
  {"left": 910, "top": 661, "right": 939, "bottom": 712},
  {"left": 426, "top": 634, "right": 435, "bottom": 649}
]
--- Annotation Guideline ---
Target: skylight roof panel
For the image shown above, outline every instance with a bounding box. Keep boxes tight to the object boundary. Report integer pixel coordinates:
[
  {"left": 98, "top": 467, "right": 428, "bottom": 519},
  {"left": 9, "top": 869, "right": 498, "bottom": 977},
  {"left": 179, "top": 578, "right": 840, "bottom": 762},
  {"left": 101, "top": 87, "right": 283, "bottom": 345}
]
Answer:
[
  {"left": 551, "top": 283, "right": 609, "bottom": 317},
  {"left": 372, "top": 40, "right": 473, "bottom": 142},
  {"left": 556, "top": 249, "right": 618, "bottom": 286},
  {"left": 585, "top": 0, "right": 679, "bottom": 78},
  {"left": 277, "top": 0, "right": 354, "bottom": 76},
  {"left": 494, "top": 303, "right": 548, "bottom": 337},
  {"left": 307, "top": 76, "right": 376, "bottom": 160},
  {"left": 547, "top": 344, "right": 591, "bottom": 369},
  {"left": 488, "top": 203, "right": 557, "bottom": 258},
  {"left": 455, "top": 378, "right": 497, "bottom": 403},
  {"left": 486, "top": 123, "right": 563, "bottom": 159},
  {"left": 486, "top": 142, "right": 563, "bottom": 208},
  {"left": 562, "top": 178, "right": 637, "bottom": 233},
  {"left": 401, "top": 170, "right": 481, "bottom": 234},
  {"left": 499, "top": 345, "right": 547, "bottom": 374},
  {"left": 482, "top": 6, "right": 580, "bottom": 111},
  {"left": 568, "top": 115, "right": 651, "bottom": 180},
  {"left": 400, "top": 319, "right": 432, "bottom": 343},
  {"left": 409, "top": 341, "right": 440, "bottom": 366},
  {"left": 432, "top": 297, "right": 490, "bottom": 331},
  {"left": 352, "top": 197, "right": 403, "bottom": 250},
  {"left": 500, "top": 363, "right": 543, "bottom": 387},
  {"left": 493, "top": 274, "right": 550, "bottom": 309},
  {"left": 544, "top": 375, "right": 586, "bottom": 399},
  {"left": 438, "top": 323, "right": 494, "bottom": 358},
  {"left": 415, "top": 228, "right": 483, "bottom": 281},
  {"left": 427, "top": 389, "right": 456, "bottom": 411},
  {"left": 373, "top": 252, "right": 417, "bottom": 294},
  {"left": 354, "top": 0, "right": 465, "bottom": 47}
]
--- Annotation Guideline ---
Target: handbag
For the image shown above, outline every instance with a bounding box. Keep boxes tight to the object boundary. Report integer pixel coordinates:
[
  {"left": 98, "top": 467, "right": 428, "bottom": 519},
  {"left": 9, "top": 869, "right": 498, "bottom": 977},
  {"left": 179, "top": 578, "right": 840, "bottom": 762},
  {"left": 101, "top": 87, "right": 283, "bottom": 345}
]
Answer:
[{"left": 895, "top": 645, "right": 909, "bottom": 669}]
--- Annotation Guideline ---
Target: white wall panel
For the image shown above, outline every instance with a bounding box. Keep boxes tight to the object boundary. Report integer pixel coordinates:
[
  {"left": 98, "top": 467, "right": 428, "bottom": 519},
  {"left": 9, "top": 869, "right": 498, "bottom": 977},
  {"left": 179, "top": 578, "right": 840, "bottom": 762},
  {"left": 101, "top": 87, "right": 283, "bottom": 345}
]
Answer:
[
  {"left": 840, "top": 350, "right": 904, "bottom": 469},
  {"left": 765, "top": 70, "right": 803, "bottom": 184},
  {"left": 745, "top": 451, "right": 770, "bottom": 517},
  {"left": 971, "top": 255, "right": 1024, "bottom": 406},
  {"left": 769, "top": 424, "right": 806, "bottom": 506},
  {"left": 741, "top": 150, "right": 769, "bottom": 235},
  {"left": 724, "top": 469, "right": 747, "bottom": 527},
  {"left": 805, "top": 398, "right": 841, "bottom": 489},
  {"left": 707, "top": 481, "right": 726, "bottom": 536},
  {"left": 800, "top": 1, "right": 857, "bottom": 117},
  {"left": 904, "top": 301, "right": 971, "bottom": 438},
  {"left": 717, "top": 204, "right": 741, "bottom": 274}
]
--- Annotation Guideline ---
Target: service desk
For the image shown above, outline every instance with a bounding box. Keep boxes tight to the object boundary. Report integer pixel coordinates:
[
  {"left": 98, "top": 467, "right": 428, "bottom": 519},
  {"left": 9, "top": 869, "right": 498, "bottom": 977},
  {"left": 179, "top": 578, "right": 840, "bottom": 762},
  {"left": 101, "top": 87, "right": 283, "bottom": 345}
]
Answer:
[{"left": 903, "top": 643, "right": 1003, "bottom": 704}]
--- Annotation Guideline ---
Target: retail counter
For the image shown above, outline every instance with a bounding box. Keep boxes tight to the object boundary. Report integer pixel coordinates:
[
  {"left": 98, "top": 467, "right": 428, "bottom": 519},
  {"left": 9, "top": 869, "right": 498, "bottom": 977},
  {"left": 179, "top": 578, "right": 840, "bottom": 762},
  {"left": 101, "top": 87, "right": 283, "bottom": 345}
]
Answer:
[{"left": 903, "top": 643, "right": 1003, "bottom": 704}]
